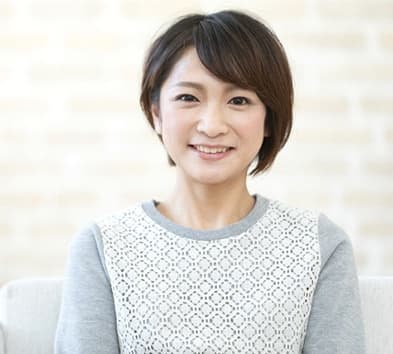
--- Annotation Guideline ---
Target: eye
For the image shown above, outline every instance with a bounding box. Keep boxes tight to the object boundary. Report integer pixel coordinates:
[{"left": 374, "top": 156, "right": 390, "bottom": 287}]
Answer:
[
  {"left": 175, "top": 94, "right": 198, "bottom": 102},
  {"left": 230, "top": 96, "right": 250, "bottom": 105}
]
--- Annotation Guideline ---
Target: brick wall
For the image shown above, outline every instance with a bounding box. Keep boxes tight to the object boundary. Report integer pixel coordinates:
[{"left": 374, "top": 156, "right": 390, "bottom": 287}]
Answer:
[{"left": 1, "top": 0, "right": 392, "bottom": 285}]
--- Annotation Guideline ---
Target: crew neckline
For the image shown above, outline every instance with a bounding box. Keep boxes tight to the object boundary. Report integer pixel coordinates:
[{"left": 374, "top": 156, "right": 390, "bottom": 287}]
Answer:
[{"left": 141, "top": 193, "right": 270, "bottom": 241}]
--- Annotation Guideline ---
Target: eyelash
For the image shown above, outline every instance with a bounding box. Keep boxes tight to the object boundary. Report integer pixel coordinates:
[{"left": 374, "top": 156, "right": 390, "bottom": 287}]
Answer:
[{"left": 175, "top": 94, "right": 250, "bottom": 105}]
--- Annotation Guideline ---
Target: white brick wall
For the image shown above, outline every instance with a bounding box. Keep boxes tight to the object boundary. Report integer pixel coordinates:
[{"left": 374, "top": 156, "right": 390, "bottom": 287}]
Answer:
[{"left": 0, "top": 0, "right": 392, "bottom": 285}]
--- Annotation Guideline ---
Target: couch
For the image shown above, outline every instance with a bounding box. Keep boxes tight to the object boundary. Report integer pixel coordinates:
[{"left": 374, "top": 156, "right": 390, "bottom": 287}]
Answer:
[{"left": 0, "top": 276, "right": 392, "bottom": 354}]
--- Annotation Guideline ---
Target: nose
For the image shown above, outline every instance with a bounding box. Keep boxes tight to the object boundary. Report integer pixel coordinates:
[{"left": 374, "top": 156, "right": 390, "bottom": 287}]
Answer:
[{"left": 196, "top": 104, "right": 229, "bottom": 137}]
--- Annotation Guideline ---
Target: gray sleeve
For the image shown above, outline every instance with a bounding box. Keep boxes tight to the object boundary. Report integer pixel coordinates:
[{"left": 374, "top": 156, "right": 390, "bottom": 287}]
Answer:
[
  {"left": 302, "top": 213, "right": 366, "bottom": 354},
  {"left": 54, "top": 223, "right": 120, "bottom": 354}
]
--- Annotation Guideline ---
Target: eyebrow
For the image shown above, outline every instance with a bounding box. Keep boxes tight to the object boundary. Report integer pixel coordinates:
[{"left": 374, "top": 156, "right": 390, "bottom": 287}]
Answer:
[{"left": 171, "top": 81, "right": 242, "bottom": 92}]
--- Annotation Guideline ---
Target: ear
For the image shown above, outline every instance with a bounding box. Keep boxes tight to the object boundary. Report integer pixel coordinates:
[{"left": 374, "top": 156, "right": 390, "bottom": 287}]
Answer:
[{"left": 151, "top": 103, "right": 162, "bottom": 135}]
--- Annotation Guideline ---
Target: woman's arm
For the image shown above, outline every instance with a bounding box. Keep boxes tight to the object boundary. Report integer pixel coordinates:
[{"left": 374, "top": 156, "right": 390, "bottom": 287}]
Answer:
[
  {"left": 54, "top": 224, "right": 120, "bottom": 354},
  {"left": 302, "top": 214, "right": 366, "bottom": 353}
]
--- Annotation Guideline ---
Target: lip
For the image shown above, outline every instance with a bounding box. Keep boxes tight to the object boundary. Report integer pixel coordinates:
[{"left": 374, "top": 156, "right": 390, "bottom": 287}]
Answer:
[
  {"left": 191, "top": 144, "right": 233, "bottom": 149},
  {"left": 189, "top": 145, "right": 234, "bottom": 161}
]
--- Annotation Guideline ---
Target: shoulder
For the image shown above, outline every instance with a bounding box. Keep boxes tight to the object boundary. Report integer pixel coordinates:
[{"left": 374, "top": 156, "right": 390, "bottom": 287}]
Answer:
[
  {"left": 264, "top": 197, "right": 320, "bottom": 227},
  {"left": 89, "top": 201, "right": 151, "bottom": 248},
  {"left": 67, "top": 201, "right": 144, "bottom": 265},
  {"left": 260, "top": 197, "right": 321, "bottom": 250},
  {"left": 318, "top": 212, "right": 350, "bottom": 245},
  {"left": 264, "top": 197, "right": 354, "bottom": 269},
  {"left": 67, "top": 223, "right": 108, "bottom": 266},
  {"left": 266, "top": 196, "right": 351, "bottom": 245},
  {"left": 317, "top": 213, "right": 355, "bottom": 270},
  {"left": 68, "top": 224, "right": 99, "bottom": 256}
]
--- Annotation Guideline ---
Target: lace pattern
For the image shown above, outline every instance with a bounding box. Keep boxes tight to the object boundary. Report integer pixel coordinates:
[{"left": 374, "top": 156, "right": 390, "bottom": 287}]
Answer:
[{"left": 97, "top": 199, "right": 321, "bottom": 354}]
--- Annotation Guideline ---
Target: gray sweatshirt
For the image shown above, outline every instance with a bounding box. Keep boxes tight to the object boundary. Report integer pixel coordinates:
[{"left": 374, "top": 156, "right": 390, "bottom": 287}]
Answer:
[{"left": 54, "top": 194, "right": 366, "bottom": 353}]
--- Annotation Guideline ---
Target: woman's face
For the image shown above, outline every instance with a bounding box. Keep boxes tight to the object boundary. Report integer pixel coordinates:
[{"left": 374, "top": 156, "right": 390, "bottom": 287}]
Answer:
[{"left": 151, "top": 46, "right": 268, "bottom": 187}]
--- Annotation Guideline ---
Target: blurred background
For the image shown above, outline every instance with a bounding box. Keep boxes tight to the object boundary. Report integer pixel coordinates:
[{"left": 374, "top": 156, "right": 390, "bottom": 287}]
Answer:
[{"left": 0, "top": 0, "right": 392, "bottom": 286}]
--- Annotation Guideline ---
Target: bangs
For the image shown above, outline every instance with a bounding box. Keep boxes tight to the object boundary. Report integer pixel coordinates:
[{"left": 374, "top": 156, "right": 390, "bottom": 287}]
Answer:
[{"left": 193, "top": 15, "right": 266, "bottom": 95}]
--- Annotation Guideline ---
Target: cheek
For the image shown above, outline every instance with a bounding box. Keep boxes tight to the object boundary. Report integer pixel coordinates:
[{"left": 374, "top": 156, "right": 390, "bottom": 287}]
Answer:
[
  {"left": 161, "top": 110, "right": 190, "bottom": 146},
  {"left": 164, "top": 116, "right": 185, "bottom": 135},
  {"left": 241, "top": 114, "right": 266, "bottom": 141}
]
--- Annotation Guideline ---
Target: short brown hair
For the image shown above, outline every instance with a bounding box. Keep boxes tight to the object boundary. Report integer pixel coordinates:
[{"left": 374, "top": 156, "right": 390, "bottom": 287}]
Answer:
[{"left": 139, "top": 9, "right": 293, "bottom": 176}]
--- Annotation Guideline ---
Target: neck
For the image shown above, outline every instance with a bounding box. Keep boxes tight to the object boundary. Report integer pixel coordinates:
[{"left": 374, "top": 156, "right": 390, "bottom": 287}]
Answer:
[{"left": 156, "top": 177, "right": 255, "bottom": 231}]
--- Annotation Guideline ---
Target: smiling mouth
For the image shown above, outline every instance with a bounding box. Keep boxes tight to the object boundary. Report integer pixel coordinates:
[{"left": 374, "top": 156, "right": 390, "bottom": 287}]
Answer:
[{"left": 189, "top": 145, "right": 235, "bottom": 154}]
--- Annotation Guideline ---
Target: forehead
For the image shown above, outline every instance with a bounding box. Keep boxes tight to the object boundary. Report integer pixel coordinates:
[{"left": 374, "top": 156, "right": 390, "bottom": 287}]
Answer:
[
  {"left": 163, "top": 47, "right": 241, "bottom": 91},
  {"left": 165, "top": 47, "right": 211, "bottom": 81}
]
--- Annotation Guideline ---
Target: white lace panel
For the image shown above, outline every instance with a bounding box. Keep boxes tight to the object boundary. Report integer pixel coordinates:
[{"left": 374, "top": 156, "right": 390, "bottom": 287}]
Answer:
[{"left": 97, "top": 199, "right": 321, "bottom": 354}]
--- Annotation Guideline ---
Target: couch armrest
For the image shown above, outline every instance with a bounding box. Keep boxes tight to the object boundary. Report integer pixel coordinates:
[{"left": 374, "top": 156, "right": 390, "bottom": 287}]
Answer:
[
  {"left": 0, "top": 322, "right": 5, "bottom": 354},
  {"left": 0, "top": 277, "right": 63, "bottom": 354},
  {"left": 359, "top": 275, "right": 393, "bottom": 354}
]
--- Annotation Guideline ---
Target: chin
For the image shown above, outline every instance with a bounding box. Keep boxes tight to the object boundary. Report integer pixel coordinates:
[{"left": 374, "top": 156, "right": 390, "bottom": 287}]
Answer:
[
  {"left": 177, "top": 161, "right": 246, "bottom": 186},
  {"left": 188, "top": 170, "right": 240, "bottom": 186}
]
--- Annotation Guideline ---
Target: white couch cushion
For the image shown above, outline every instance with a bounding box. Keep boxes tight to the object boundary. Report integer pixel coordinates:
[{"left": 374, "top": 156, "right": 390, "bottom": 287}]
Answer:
[
  {"left": 0, "top": 277, "right": 62, "bottom": 354},
  {"left": 0, "top": 323, "right": 5, "bottom": 354},
  {"left": 359, "top": 276, "right": 393, "bottom": 354}
]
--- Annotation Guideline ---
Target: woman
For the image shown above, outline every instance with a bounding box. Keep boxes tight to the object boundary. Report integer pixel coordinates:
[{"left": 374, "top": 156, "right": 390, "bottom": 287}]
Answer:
[{"left": 55, "top": 9, "right": 366, "bottom": 353}]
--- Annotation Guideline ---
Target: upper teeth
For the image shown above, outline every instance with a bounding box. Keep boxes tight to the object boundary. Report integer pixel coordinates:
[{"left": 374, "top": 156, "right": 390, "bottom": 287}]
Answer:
[{"left": 195, "top": 145, "right": 230, "bottom": 154}]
